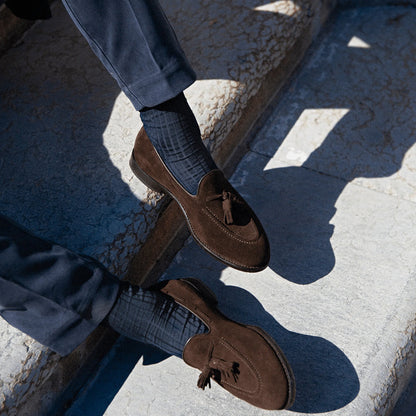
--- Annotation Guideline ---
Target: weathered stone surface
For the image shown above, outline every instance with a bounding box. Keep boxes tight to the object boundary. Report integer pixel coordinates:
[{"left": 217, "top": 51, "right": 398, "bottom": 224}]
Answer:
[
  {"left": 67, "top": 5, "right": 416, "bottom": 416},
  {"left": 0, "top": 0, "right": 333, "bottom": 414},
  {"left": 0, "top": 4, "right": 35, "bottom": 56},
  {"left": 252, "top": 6, "right": 416, "bottom": 204},
  {"left": 164, "top": 0, "right": 313, "bottom": 155}
]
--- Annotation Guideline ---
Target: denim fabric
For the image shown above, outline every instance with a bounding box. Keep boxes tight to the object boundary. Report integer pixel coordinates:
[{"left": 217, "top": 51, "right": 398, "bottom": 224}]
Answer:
[
  {"left": 62, "top": 0, "right": 196, "bottom": 110},
  {"left": 0, "top": 215, "right": 119, "bottom": 356}
]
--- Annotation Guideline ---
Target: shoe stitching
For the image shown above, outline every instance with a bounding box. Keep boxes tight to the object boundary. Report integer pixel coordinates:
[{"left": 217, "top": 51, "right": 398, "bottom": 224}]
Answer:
[
  {"left": 217, "top": 337, "right": 261, "bottom": 395},
  {"left": 164, "top": 282, "right": 281, "bottom": 401},
  {"left": 202, "top": 208, "right": 261, "bottom": 245},
  {"left": 154, "top": 184, "right": 263, "bottom": 270},
  {"left": 158, "top": 189, "right": 262, "bottom": 271},
  {"left": 164, "top": 280, "right": 290, "bottom": 408},
  {"left": 136, "top": 131, "right": 260, "bottom": 240},
  {"left": 190, "top": 222, "right": 264, "bottom": 272},
  {"left": 247, "top": 326, "right": 295, "bottom": 407},
  {"left": 133, "top": 135, "right": 265, "bottom": 271}
]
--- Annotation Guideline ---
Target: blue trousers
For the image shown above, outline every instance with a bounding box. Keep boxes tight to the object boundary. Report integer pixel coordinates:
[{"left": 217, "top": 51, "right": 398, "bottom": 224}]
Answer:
[
  {"left": 0, "top": 1, "right": 195, "bottom": 355},
  {"left": 0, "top": 215, "right": 120, "bottom": 355},
  {"left": 61, "top": 0, "right": 196, "bottom": 110}
]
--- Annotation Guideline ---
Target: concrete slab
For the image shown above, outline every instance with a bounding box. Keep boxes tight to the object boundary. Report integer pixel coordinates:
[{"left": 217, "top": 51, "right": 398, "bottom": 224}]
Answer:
[
  {"left": 252, "top": 6, "right": 416, "bottom": 203},
  {"left": 0, "top": 0, "right": 328, "bottom": 274},
  {"left": 391, "top": 361, "right": 416, "bottom": 416},
  {"left": 0, "top": 3, "right": 35, "bottom": 55},
  {"left": 66, "top": 5, "right": 416, "bottom": 416},
  {"left": 76, "top": 168, "right": 416, "bottom": 416},
  {"left": 0, "top": 0, "right": 334, "bottom": 414}
]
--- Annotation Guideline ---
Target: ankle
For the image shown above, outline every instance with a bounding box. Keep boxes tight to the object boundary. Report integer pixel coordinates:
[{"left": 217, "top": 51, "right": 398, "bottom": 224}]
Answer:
[
  {"left": 106, "top": 282, "right": 207, "bottom": 357},
  {"left": 139, "top": 94, "right": 217, "bottom": 195}
]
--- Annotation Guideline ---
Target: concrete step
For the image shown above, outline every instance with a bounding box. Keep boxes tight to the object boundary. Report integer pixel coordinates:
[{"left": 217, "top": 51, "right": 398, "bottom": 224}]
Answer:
[
  {"left": 392, "top": 363, "right": 416, "bottom": 416},
  {"left": 66, "top": 4, "right": 416, "bottom": 416},
  {"left": 0, "top": 0, "right": 335, "bottom": 414},
  {"left": 0, "top": 2, "right": 36, "bottom": 56}
]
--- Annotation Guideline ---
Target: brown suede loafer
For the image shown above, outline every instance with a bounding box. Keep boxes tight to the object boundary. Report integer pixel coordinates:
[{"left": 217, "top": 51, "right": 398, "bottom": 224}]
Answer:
[
  {"left": 130, "top": 128, "right": 270, "bottom": 272},
  {"left": 157, "top": 278, "right": 295, "bottom": 410}
]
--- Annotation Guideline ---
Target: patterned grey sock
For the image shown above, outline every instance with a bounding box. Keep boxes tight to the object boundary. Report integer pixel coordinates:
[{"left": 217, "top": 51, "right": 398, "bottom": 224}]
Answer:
[
  {"left": 140, "top": 93, "right": 217, "bottom": 195},
  {"left": 106, "top": 282, "right": 207, "bottom": 357}
]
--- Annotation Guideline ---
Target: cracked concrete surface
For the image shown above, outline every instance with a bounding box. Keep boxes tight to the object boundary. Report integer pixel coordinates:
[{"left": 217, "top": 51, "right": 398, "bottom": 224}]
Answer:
[{"left": 65, "top": 5, "right": 416, "bottom": 416}]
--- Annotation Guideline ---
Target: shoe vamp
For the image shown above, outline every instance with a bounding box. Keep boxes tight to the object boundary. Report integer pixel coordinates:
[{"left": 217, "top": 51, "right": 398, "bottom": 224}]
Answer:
[
  {"left": 213, "top": 338, "right": 260, "bottom": 395},
  {"left": 205, "top": 200, "right": 260, "bottom": 241},
  {"left": 215, "top": 335, "right": 290, "bottom": 410}
]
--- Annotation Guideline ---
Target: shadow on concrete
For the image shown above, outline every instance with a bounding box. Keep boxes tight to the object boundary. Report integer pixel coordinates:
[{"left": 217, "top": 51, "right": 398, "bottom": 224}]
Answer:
[
  {"left": 65, "top": 298, "right": 347, "bottom": 414},
  {"left": 157, "top": 5, "right": 416, "bottom": 413},
  {"left": 208, "top": 280, "right": 360, "bottom": 413},
  {"left": 63, "top": 282, "right": 360, "bottom": 415},
  {"left": 162, "top": 0, "right": 305, "bottom": 80},
  {"left": 194, "top": 6, "right": 415, "bottom": 412},
  {"left": 0, "top": 3, "right": 137, "bottom": 258},
  {"left": 250, "top": 6, "right": 416, "bottom": 284},
  {"left": 0, "top": 0, "right": 302, "bottom": 257},
  {"left": 63, "top": 339, "right": 169, "bottom": 416},
  {"left": 4, "top": 2, "right": 415, "bottom": 415}
]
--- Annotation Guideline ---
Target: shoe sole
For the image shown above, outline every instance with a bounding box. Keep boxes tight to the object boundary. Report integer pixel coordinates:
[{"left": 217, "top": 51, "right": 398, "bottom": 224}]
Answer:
[
  {"left": 129, "top": 152, "right": 267, "bottom": 273},
  {"left": 180, "top": 278, "right": 296, "bottom": 409}
]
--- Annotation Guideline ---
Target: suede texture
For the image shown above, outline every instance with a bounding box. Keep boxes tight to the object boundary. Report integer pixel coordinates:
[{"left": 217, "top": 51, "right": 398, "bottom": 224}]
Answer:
[
  {"left": 158, "top": 278, "right": 296, "bottom": 410},
  {"left": 130, "top": 128, "right": 270, "bottom": 272}
]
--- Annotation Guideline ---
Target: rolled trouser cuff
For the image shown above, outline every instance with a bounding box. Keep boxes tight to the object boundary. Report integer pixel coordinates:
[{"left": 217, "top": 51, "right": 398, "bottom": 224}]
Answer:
[
  {"left": 62, "top": 0, "right": 196, "bottom": 110},
  {"left": 124, "top": 59, "right": 196, "bottom": 110}
]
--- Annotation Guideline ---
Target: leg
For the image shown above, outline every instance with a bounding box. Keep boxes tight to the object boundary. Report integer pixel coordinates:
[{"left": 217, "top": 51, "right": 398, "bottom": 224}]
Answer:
[
  {"left": 0, "top": 214, "right": 119, "bottom": 356},
  {"left": 62, "top": 1, "right": 270, "bottom": 270},
  {"left": 61, "top": 0, "right": 196, "bottom": 110},
  {"left": 0, "top": 216, "right": 293, "bottom": 409},
  {"left": 61, "top": 0, "right": 216, "bottom": 194},
  {"left": 0, "top": 215, "right": 206, "bottom": 356},
  {"left": 156, "top": 278, "right": 296, "bottom": 410}
]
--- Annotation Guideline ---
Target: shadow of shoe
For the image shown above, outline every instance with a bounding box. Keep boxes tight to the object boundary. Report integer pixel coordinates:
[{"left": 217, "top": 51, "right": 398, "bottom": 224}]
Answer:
[{"left": 203, "top": 280, "right": 360, "bottom": 413}]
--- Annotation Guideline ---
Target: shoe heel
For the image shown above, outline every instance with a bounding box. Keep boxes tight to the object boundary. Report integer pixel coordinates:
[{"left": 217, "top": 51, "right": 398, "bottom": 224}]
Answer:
[
  {"left": 129, "top": 151, "right": 165, "bottom": 193},
  {"left": 182, "top": 278, "right": 218, "bottom": 306}
]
